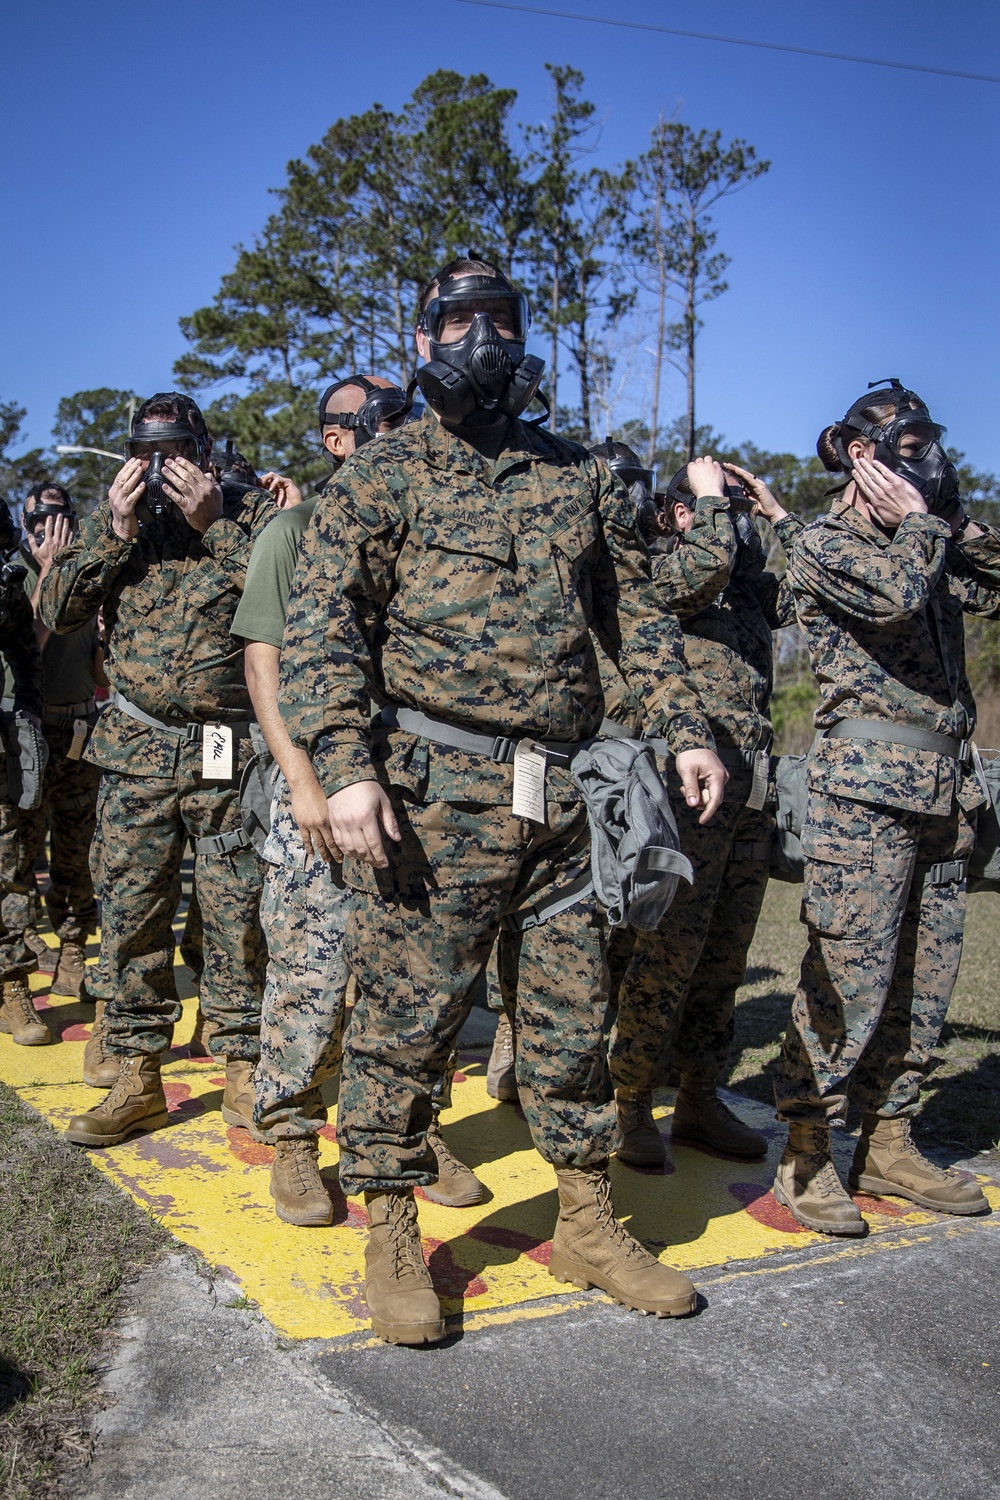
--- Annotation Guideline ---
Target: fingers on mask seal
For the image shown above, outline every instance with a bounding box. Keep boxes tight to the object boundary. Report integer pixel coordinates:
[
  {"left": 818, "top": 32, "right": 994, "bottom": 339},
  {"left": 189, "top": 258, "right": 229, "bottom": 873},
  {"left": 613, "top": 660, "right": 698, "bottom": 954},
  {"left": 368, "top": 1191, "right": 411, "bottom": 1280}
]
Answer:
[{"left": 836, "top": 378, "right": 959, "bottom": 516}]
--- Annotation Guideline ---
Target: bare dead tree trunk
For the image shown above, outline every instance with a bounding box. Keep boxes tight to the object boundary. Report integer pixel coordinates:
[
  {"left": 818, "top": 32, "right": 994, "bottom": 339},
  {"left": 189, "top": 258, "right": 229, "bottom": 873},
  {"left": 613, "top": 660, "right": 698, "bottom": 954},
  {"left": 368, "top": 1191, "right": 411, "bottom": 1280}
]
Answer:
[
  {"left": 550, "top": 249, "right": 560, "bottom": 431},
  {"left": 578, "top": 265, "right": 591, "bottom": 443},
  {"left": 685, "top": 217, "right": 697, "bottom": 460}
]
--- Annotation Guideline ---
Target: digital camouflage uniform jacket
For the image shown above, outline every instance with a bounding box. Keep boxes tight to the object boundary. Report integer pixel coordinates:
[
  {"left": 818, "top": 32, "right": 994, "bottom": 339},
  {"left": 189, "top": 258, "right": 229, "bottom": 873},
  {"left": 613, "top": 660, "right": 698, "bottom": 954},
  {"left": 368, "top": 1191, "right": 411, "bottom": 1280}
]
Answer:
[
  {"left": 39, "top": 492, "right": 275, "bottom": 777},
  {"left": 788, "top": 499, "right": 1000, "bottom": 815},
  {"left": 0, "top": 587, "right": 44, "bottom": 722},
  {"left": 603, "top": 494, "right": 804, "bottom": 755},
  {"left": 279, "top": 414, "right": 713, "bottom": 805}
]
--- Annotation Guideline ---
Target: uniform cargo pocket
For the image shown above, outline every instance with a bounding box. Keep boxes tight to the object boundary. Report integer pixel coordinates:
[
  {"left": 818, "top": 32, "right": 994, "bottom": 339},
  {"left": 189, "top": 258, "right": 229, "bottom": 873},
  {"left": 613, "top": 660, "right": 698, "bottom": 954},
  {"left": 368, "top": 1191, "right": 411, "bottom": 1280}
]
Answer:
[
  {"left": 391, "top": 519, "right": 512, "bottom": 640},
  {"left": 801, "top": 824, "right": 874, "bottom": 941}
]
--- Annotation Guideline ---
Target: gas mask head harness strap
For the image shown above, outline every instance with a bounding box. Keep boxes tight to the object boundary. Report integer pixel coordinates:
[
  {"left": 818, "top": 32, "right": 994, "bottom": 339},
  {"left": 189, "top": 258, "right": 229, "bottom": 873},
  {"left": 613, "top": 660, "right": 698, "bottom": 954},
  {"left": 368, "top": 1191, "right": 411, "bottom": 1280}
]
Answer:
[
  {"left": 834, "top": 377, "right": 959, "bottom": 516},
  {"left": 414, "top": 266, "right": 547, "bottom": 427},
  {"left": 318, "top": 377, "right": 421, "bottom": 457},
  {"left": 124, "top": 405, "right": 208, "bottom": 518}
]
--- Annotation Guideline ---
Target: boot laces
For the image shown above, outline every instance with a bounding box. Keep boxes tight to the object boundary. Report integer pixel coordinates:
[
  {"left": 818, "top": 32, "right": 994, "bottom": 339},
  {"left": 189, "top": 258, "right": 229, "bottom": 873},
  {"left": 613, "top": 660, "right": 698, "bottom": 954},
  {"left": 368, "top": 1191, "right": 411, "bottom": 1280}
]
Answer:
[
  {"left": 7, "top": 985, "right": 40, "bottom": 1026},
  {"left": 619, "top": 1094, "right": 656, "bottom": 1134},
  {"left": 101, "top": 1056, "right": 142, "bottom": 1110},
  {"left": 281, "top": 1140, "right": 320, "bottom": 1193},
  {"left": 494, "top": 1017, "right": 514, "bottom": 1068},
  {"left": 383, "top": 1195, "right": 425, "bottom": 1278},
  {"left": 591, "top": 1173, "right": 647, "bottom": 1259},
  {"left": 428, "top": 1119, "right": 463, "bottom": 1179},
  {"left": 806, "top": 1155, "right": 850, "bottom": 1201},
  {"left": 890, "top": 1123, "right": 952, "bottom": 1182}
]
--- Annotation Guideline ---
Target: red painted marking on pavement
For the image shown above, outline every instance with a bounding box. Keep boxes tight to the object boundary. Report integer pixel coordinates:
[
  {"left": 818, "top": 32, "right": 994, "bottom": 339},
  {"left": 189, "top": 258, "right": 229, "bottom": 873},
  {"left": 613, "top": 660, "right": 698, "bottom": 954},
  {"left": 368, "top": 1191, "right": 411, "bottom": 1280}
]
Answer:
[
  {"left": 424, "top": 1237, "right": 489, "bottom": 1298},
  {"left": 226, "top": 1128, "right": 274, "bottom": 1166},
  {"left": 316, "top": 1123, "right": 337, "bottom": 1143},
  {"left": 467, "top": 1224, "right": 553, "bottom": 1267},
  {"left": 728, "top": 1182, "right": 807, "bottom": 1234},
  {"left": 851, "top": 1193, "right": 908, "bottom": 1218},
  {"left": 59, "top": 1023, "right": 91, "bottom": 1042}
]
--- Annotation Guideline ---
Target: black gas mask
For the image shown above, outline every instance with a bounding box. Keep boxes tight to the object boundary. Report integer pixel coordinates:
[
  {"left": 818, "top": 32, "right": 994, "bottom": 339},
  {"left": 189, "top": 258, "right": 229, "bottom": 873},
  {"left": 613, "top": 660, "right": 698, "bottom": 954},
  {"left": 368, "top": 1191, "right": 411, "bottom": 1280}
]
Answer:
[
  {"left": 415, "top": 273, "right": 545, "bottom": 427},
  {"left": 23, "top": 499, "right": 77, "bottom": 543},
  {"left": 318, "top": 378, "right": 422, "bottom": 464},
  {"left": 590, "top": 440, "right": 657, "bottom": 539},
  {"left": 123, "top": 419, "right": 207, "bottom": 517},
  {"left": 836, "top": 379, "right": 959, "bottom": 517}
]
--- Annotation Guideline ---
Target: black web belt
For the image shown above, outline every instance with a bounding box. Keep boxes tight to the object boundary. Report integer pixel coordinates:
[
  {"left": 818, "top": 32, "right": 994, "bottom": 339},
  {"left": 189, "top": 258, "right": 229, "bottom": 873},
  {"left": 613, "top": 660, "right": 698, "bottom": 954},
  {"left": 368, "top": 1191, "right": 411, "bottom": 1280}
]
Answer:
[
  {"left": 114, "top": 691, "right": 255, "bottom": 744},
  {"left": 380, "top": 704, "right": 593, "bottom": 764},
  {"left": 824, "top": 718, "right": 973, "bottom": 767}
]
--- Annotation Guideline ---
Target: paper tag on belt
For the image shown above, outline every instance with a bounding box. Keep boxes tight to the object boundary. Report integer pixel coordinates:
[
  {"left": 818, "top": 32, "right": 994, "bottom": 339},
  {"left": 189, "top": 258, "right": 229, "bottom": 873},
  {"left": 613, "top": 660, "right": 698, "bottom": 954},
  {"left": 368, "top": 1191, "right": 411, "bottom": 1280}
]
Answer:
[
  {"left": 202, "top": 724, "right": 234, "bottom": 781},
  {"left": 66, "top": 718, "right": 89, "bottom": 762},
  {"left": 746, "top": 750, "right": 769, "bottom": 811},
  {"left": 512, "top": 739, "right": 547, "bottom": 822}
]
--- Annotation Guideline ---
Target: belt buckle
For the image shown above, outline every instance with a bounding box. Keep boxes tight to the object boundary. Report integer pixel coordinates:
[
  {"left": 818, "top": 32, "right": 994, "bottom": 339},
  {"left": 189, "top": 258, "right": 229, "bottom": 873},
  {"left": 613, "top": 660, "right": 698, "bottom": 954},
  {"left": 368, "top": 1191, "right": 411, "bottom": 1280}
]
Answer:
[
  {"left": 185, "top": 723, "right": 202, "bottom": 745},
  {"left": 491, "top": 736, "right": 513, "bottom": 763},
  {"left": 959, "top": 739, "right": 972, "bottom": 767}
]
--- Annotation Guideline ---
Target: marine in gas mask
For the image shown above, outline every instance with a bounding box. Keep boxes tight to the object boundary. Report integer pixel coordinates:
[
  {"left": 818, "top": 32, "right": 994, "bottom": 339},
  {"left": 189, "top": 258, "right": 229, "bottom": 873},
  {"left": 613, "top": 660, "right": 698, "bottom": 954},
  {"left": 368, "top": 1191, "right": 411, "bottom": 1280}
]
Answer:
[
  {"left": 40, "top": 391, "right": 273, "bottom": 1151},
  {"left": 277, "top": 258, "right": 726, "bottom": 1344},
  {"left": 771, "top": 381, "right": 997, "bottom": 1238},
  {"left": 824, "top": 377, "right": 960, "bottom": 521},
  {"left": 590, "top": 443, "right": 805, "bottom": 1168},
  {"left": 413, "top": 257, "right": 545, "bottom": 438}
]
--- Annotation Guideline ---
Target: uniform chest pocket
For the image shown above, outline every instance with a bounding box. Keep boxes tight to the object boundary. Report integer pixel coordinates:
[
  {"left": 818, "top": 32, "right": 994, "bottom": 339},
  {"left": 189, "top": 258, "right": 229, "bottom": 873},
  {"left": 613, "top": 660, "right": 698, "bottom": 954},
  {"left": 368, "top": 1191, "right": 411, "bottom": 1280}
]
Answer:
[
  {"left": 550, "top": 511, "right": 600, "bottom": 615},
  {"left": 391, "top": 520, "right": 513, "bottom": 640}
]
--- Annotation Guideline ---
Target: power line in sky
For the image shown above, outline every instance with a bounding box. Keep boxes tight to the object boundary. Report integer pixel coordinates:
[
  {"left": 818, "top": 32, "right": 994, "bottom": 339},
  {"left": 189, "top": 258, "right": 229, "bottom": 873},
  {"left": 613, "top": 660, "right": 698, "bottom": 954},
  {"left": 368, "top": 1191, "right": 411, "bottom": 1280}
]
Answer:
[{"left": 455, "top": 0, "right": 1000, "bottom": 86}]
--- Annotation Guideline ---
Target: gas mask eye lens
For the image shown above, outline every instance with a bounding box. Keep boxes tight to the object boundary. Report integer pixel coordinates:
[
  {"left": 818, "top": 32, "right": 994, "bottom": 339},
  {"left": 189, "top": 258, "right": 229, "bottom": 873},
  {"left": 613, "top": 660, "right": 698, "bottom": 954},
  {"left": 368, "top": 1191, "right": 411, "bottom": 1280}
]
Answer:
[{"left": 892, "top": 421, "right": 943, "bottom": 460}]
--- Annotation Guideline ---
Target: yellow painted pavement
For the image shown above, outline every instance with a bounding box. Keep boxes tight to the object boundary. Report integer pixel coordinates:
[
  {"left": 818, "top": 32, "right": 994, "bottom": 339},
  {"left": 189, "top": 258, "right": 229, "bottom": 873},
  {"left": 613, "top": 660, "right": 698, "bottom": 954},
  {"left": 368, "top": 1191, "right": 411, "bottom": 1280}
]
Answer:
[{"left": 3, "top": 934, "right": 997, "bottom": 1344}]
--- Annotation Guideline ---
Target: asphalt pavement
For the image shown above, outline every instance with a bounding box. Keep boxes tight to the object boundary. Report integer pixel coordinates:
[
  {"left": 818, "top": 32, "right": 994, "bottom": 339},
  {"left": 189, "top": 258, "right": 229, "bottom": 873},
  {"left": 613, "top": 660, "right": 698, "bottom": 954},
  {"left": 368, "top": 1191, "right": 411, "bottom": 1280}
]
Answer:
[{"left": 76, "top": 1193, "right": 998, "bottom": 1500}]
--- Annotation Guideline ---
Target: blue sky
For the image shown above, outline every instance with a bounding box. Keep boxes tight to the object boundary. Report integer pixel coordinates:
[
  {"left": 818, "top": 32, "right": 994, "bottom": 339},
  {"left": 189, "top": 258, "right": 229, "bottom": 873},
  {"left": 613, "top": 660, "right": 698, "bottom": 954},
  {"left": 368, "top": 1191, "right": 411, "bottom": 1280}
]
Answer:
[{"left": 2, "top": 0, "right": 998, "bottom": 468}]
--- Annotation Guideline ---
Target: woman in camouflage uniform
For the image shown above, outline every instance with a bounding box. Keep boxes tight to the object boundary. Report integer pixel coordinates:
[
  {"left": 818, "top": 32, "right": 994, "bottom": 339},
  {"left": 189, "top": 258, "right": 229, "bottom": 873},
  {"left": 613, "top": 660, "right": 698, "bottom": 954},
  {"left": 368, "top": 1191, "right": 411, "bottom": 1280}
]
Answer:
[{"left": 773, "top": 382, "right": 996, "bottom": 1233}]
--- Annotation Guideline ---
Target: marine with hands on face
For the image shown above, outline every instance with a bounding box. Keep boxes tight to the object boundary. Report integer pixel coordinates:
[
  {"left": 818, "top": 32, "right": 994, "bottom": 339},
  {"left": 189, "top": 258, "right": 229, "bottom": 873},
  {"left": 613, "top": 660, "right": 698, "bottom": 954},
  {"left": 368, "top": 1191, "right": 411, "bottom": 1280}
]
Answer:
[
  {"left": 772, "top": 379, "right": 994, "bottom": 1234},
  {"left": 278, "top": 255, "right": 725, "bottom": 1345},
  {"left": 1, "top": 484, "right": 104, "bottom": 999},
  {"left": 587, "top": 443, "right": 804, "bottom": 1168},
  {"left": 0, "top": 498, "right": 47, "bottom": 1047},
  {"left": 38, "top": 392, "right": 274, "bottom": 1147}
]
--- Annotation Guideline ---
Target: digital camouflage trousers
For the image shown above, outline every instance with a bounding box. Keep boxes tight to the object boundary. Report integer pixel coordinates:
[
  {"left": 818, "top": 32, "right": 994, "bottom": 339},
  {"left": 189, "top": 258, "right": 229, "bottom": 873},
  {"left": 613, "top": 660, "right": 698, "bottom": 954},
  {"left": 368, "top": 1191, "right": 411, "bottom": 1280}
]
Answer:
[
  {"left": 18, "top": 722, "right": 100, "bottom": 947},
  {"left": 97, "top": 756, "right": 266, "bottom": 1059},
  {"left": 607, "top": 767, "right": 773, "bottom": 1091},
  {"left": 0, "top": 794, "right": 32, "bottom": 982},
  {"left": 774, "top": 790, "right": 975, "bottom": 1125},
  {"left": 337, "top": 793, "right": 614, "bottom": 1196},
  {"left": 254, "top": 789, "right": 354, "bottom": 1141}
]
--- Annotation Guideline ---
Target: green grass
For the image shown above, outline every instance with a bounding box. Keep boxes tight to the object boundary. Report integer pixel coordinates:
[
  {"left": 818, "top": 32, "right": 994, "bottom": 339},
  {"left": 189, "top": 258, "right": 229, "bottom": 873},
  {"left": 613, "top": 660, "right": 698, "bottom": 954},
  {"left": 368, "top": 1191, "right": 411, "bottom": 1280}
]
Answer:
[
  {"left": 0, "top": 1083, "right": 167, "bottom": 1500},
  {"left": 726, "top": 880, "right": 1000, "bottom": 1156}
]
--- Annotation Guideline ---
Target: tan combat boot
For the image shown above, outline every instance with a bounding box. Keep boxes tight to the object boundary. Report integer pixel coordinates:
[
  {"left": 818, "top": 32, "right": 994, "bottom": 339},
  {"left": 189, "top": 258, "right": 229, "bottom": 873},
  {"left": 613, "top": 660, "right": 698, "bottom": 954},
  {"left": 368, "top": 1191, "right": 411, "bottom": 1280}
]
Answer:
[
  {"left": 850, "top": 1115, "right": 989, "bottom": 1216},
  {"left": 52, "top": 941, "right": 87, "bottom": 999},
  {"left": 772, "top": 1122, "right": 865, "bottom": 1236},
  {"left": 188, "top": 1007, "right": 220, "bottom": 1058},
  {"left": 270, "top": 1138, "right": 334, "bottom": 1226},
  {"left": 0, "top": 978, "right": 52, "bottom": 1046},
  {"left": 486, "top": 1012, "right": 518, "bottom": 1101},
  {"left": 220, "top": 1058, "right": 262, "bottom": 1137},
  {"left": 671, "top": 1075, "right": 767, "bottom": 1159},
  {"left": 363, "top": 1190, "right": 446, "bottom": 1345},
  {"left": 615, "top": 1088, "right": 666, "bottom": 1167},
  {"left": 25, "top": 928, "right": 57, "bottom": 975},
  {"left": 422, "top": 1113, "right": 485, "bottom": 1206},
  {"left": 65, "top": 1054, "right": 169, "bottom": 1146},
  {"left": 82, "top": 1001, "right": 120, "bottom": 1088},
  {"left": 549, "top": 1164, "right": 697, "bottom": 1317}
]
